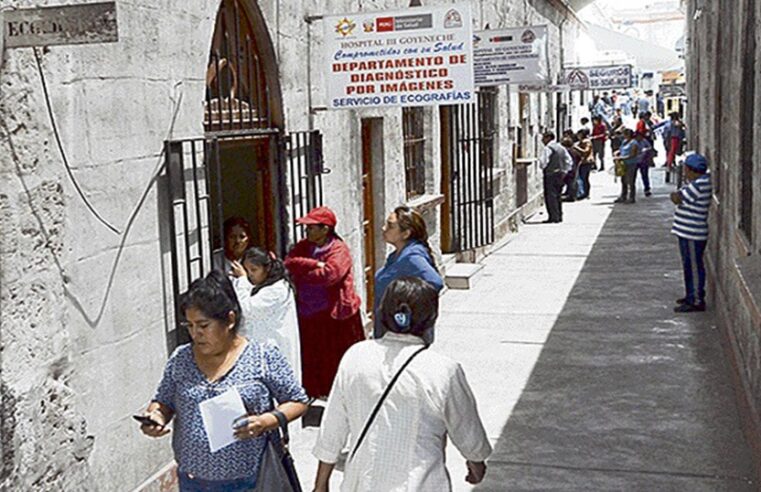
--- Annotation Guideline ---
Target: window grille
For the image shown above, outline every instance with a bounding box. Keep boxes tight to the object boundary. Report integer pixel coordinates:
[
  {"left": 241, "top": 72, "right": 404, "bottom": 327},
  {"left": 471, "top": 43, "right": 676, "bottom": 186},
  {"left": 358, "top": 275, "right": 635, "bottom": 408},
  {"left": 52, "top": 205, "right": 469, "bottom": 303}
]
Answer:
[{"left": 402, "top": 107, "right": 427, "bottom": 199}]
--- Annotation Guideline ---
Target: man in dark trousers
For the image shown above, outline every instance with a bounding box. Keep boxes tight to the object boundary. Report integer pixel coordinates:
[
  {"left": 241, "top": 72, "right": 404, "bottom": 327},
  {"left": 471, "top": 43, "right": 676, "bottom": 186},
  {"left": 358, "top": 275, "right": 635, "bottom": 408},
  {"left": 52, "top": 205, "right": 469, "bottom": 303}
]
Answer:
[
  {"left": 540, "top": 131, "right": 573, "bottom": 223},
  {"left": 670, "top": 153, "right": 712, "bottom": 312}
]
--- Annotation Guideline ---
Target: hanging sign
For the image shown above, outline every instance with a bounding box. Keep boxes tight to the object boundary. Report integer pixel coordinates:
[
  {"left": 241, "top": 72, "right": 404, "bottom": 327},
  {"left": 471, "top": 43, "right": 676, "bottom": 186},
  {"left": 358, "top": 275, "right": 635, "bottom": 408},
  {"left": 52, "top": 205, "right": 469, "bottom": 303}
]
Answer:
[
  {"left": 2, "top": 2, "right": 118, "bottom": 49},
  {"left": 473, "top": 25, "right": 548, "bottom": 86},
  {"left": 323, "top": 4, "right": 474, "bottom": 109},
  {"left": 562, "top": 64, "right": 633, "bottom": 90},
  {"left": 518, "top": 84, "right": 570, "bottom": 93}
]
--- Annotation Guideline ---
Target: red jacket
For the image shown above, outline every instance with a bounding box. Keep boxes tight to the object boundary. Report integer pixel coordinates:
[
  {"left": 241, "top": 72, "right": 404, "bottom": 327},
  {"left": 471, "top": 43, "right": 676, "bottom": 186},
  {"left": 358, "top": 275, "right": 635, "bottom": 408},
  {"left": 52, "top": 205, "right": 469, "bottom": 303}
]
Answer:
[
  {"left": 285, "top": 237, "right": 361, "bottom": 320},
  {"left": 592, "top": 122, "right": 607, "bottom": 141}
]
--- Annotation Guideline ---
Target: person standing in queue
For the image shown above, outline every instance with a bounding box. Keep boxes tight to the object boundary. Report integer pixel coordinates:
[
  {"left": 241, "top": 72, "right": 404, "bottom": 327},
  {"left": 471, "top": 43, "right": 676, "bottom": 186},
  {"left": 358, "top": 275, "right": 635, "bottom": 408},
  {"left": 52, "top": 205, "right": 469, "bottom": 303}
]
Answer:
[
  {"left": 230, "top": 247, "right": 302, "bottom": 384},
  {"left": 373, "top": 206, "right": 443, "bottom": 339},
  {"left": 539, "top": 131, "right": 573, "bottom": 224},
  {"left": 591, "top": 115, "right": 608, "bottom": 171},
  {"left": 574, "top": 129, "right": 595, "bottom": 200},
  {"left": 284, "top": 206, "right": 365, "bottom": 399},
  {"left": 213, "top": 216, "right": 253, "bottom": 278},
  {"left": 614, "top": 128, "right": 640, "bottom": 204}
]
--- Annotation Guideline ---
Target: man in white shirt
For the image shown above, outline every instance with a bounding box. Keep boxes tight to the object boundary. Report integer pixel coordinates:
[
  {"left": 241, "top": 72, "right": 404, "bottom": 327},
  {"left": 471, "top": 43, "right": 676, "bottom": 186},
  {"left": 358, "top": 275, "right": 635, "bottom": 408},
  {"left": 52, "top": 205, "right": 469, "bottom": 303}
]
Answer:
[{"left": 540, "top": 131, "right": 574, "bottom": 223}]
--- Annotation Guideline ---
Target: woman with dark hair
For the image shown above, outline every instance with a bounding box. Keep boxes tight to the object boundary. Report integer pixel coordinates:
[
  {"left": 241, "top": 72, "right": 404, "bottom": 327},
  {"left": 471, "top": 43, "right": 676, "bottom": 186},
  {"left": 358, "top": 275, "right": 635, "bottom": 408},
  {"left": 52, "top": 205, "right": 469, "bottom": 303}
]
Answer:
[
  {"left": 230, "top": 247, "right": 301, "bottom": 383},
  {"left": 313, "top": 277, "right": 491, "bottom": 491},
  {"left": 561, "top": 133, "right": 581, "bottom": 201},
  {"left": 213, "top": 216, "right": 253, "bottom": 277},
  {"left": 138, "top": 270, "right": 307, "bottom": 490},
  {"left": 284, "top": 206, "right": 365, "bottom": 398},
  {"left": 574, "top": 128, "right": 594, "bottom": 200},
  {"left": 373, "top": 205, "right": 443, "bottom": 338},
  {"left": 614, "top": 128, "right": 640, "bottom": 203}
]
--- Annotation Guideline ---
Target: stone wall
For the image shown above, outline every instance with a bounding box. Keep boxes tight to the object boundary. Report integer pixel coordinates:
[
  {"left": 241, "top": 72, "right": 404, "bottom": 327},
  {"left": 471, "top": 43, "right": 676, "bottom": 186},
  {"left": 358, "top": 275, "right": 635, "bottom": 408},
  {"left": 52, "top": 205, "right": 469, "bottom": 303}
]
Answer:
[
  {"left": 0, "top": 1, "right": 581, "bottom": 489},
  {"left": 685, "top": 0, "right": 761, "bottom": 467}
]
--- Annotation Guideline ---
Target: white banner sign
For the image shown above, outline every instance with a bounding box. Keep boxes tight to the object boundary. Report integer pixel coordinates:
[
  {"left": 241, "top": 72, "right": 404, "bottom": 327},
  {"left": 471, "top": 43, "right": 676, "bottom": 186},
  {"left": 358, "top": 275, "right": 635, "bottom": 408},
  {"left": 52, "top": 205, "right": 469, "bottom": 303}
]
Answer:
[
  {"left": 473, "top": 26, "right": 548, "bottom": 86},
  {"left": 323, "top": 4, "right": 474, "bottom": 109},
  {"left": 562, "top": 65, "right": 633, "bottom": 90}
]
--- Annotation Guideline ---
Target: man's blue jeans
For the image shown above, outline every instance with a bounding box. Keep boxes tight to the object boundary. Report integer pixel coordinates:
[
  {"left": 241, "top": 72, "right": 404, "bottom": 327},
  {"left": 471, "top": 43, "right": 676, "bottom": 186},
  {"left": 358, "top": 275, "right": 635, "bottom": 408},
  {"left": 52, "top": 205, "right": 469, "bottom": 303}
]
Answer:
[
  {"left": 678, "top": 237, "right": 707, "bottom": 305},
  {"left": 637, "top": 160, "right": 651, "bottom": 192}
]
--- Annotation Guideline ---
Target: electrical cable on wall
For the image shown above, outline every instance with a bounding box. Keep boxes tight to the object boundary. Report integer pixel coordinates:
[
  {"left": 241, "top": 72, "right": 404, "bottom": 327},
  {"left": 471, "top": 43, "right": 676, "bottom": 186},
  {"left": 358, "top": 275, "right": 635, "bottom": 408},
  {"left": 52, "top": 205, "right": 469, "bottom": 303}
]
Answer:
[{"left": 33, "top": 47, "right": 122, "bottom": 235}]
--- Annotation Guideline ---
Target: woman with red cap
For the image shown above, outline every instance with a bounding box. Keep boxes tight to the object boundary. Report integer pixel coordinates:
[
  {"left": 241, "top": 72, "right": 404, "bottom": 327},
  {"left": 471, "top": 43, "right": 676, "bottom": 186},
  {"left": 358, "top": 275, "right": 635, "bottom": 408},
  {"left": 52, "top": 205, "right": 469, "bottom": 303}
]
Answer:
[{"left": 284, "top": 206, "right": 365, "bottom": 398}]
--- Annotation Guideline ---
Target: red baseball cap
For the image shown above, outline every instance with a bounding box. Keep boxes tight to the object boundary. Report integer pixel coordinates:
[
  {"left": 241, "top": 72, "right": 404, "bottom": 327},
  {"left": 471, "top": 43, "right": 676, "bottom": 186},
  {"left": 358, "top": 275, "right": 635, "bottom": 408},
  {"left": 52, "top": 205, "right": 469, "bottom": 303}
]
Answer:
[{"left": 296, "top": 206, "right": 337, "bottom": 227}]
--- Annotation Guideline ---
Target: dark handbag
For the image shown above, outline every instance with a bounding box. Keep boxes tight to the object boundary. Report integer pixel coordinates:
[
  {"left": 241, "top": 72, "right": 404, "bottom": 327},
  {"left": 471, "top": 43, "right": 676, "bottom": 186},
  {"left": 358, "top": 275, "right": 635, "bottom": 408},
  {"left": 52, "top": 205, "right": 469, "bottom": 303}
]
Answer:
[
  {"left": 350, "top": 346, "right": 428, "bottom": 461},
  {"left": 254, "top": 347, "right": 302, "bottom": 492},
  {"left": 255, "top": 410, "right": 301, "bottom": 491}
]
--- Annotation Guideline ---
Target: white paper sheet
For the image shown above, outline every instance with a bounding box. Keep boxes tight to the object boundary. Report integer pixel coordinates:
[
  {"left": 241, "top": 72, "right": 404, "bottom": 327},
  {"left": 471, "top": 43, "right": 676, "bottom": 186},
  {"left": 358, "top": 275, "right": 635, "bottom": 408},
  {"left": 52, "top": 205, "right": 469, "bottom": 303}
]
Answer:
[{"left": 199, "top": 387, "right": 247, "bottom": 453}]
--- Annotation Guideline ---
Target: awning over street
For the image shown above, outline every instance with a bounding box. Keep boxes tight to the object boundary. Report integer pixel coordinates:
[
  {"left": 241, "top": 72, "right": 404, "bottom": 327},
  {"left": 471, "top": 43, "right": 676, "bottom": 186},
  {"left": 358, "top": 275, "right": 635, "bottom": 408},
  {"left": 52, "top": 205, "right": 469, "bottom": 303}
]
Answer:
[{"left": 585, "top": 22, "right": 682, "bottom": 72}]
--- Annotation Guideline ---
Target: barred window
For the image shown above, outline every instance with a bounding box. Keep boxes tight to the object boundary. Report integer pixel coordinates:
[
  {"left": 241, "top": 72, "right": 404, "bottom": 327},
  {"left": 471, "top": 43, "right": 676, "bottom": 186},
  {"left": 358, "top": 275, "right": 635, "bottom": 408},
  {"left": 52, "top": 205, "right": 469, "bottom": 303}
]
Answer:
[{"left": 403, "top": 107, "right": 426, "bottom": 199}]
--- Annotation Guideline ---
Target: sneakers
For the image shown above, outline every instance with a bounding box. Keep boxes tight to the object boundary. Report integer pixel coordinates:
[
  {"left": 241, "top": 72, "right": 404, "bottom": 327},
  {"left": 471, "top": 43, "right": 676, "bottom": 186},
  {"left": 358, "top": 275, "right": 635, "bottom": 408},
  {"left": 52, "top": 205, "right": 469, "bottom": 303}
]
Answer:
[
  {"left": 674, "top": 303, "right": 706, "bottom": 313},
  {"left": 645, "top": 190, "right": 653, "bottom": 197}
]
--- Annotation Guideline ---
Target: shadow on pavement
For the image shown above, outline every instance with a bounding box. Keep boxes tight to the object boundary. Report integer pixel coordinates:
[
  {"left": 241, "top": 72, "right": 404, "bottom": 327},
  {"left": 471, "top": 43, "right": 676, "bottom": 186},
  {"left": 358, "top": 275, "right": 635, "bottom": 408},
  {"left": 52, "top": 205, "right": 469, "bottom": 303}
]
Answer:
[{"left": 476, "top": 186, "right": 757, "bottom": 490}]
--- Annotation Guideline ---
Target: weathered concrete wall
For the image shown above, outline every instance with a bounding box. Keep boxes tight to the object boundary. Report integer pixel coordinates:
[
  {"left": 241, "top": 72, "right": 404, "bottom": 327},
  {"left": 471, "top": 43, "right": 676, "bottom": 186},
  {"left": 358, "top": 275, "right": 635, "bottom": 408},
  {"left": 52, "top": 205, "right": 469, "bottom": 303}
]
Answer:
[
  {"left": 0, "top": 1, "right": 582, "bottom": 490},
  {"left": 1, "top": 0, "right": 214, "bottom": 489},
  {"left": 685, "top": 0, "right": 761, "bottom": 466}
]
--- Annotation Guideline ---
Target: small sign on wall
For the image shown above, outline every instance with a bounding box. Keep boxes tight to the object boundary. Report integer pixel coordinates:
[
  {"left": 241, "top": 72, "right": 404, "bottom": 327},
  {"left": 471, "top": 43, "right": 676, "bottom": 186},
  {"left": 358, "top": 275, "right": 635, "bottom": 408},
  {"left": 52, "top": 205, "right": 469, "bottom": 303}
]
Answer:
[{"left": 2, "top": 2, "right": 118, "bottom": 49}]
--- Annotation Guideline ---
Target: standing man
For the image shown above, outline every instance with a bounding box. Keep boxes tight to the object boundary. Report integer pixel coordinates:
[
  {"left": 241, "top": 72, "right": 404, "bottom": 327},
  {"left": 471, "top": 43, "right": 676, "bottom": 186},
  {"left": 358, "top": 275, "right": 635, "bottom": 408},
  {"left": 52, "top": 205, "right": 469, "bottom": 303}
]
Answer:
[
  {"left": 636, "top": 90, "right": 652, "bottom": 116},
  {"left": 670, "top": 154, "right": 712, "bottom": 313},
  {"left": 591, "top": 116, "right": 608, "bottom": 171},
  {"left": 540, "top": 131, "right": 573, "bottom": 223}
]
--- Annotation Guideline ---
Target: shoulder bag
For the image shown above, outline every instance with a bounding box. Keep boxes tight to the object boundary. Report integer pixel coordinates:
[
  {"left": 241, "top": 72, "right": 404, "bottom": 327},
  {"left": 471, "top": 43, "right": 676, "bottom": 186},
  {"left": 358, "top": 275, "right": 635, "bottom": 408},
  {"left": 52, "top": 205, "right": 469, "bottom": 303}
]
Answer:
[
  {"left": 254, "top": 346, "right": 303, "bottom": 492},
  {"left": 350, "top": 345, "right": 428, "bottom": 461}
]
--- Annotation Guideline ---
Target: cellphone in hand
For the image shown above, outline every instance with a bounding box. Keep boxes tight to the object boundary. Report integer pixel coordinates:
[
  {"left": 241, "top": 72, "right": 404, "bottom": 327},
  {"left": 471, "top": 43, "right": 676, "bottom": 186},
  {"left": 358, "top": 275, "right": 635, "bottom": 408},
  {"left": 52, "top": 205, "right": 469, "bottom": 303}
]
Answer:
[{"left": 133, "top": 414, "right": 162, "bottom": 427}]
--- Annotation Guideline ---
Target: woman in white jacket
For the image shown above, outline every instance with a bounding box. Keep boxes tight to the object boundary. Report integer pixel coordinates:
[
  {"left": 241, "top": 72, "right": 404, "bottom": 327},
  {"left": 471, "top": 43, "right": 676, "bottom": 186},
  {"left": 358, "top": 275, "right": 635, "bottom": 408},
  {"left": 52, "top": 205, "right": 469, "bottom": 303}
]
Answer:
[{"left": 231, "top": 247, "right": 302, "bottom": 383}]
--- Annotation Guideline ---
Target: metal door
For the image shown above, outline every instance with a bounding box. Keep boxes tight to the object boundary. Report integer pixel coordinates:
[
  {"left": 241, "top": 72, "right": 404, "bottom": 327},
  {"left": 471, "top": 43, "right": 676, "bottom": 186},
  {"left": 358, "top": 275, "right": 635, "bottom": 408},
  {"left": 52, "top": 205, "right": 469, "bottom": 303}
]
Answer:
[
  {"left": 164, "top": 138, "right": 221, "bottom": 346},
  {"left": 441, "top": 90, "right": 497, "bottom": 252},
  {"left": 286, "top": 130, "right": 328, "bottom": 243}
]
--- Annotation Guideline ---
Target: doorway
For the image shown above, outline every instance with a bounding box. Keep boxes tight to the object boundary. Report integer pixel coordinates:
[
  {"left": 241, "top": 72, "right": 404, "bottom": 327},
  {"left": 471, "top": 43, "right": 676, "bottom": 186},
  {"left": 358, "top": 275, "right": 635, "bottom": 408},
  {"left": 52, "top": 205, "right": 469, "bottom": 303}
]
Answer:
[
  {"left": 515, "top": 92, "right": 530, "bottom": 208},
  {"left": 204, "top": 0, "right": 286, "bottom": 255},
  {"left": 360, "top": 119, "right": 385, "bottom": 319}
]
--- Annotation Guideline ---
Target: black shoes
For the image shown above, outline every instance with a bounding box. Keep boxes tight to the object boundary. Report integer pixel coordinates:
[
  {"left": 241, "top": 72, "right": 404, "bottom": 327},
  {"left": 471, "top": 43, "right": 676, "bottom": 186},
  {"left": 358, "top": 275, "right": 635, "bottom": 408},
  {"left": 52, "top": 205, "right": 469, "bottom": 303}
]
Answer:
[
  {"left": 674, "top": 302, "right": 706, "bottom": 313},
  {"left": 645, "top": 190, "right": 652, "bottom": 197}
]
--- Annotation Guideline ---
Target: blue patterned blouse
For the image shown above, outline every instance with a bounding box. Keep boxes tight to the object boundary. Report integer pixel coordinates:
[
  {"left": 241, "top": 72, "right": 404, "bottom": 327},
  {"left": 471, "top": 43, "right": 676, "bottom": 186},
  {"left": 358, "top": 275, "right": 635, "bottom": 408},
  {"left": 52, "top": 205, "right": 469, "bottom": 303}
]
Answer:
[{"left": 153, "top": 341, "right": 308, "bottom": 481}]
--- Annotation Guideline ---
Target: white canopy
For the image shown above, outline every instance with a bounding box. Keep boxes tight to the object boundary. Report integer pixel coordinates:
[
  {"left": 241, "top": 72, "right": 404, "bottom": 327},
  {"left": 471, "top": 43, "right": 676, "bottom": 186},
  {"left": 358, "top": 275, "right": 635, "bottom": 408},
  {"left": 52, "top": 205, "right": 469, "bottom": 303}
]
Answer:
[{"left": 585, "top": 23, "right": 682, "bottom": 72}]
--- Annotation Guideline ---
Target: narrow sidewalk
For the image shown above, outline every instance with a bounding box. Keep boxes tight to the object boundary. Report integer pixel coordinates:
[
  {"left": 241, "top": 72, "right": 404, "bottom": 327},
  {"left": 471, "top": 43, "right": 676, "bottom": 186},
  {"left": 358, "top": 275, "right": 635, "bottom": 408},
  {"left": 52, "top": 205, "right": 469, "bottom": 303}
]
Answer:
[
  {"left": 472, "top": 170, "right": 756, "bottom": 490},
  {"left": 290, "top": 169, "right": 756, "bottom": 490}
]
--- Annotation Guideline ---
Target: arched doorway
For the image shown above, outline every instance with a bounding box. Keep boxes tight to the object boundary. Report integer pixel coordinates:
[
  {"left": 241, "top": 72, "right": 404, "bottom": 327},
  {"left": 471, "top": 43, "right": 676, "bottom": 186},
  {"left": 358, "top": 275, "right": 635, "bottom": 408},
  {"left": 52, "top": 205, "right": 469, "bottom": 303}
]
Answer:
[
  {"left": 162, "top": 0, "right": 290, "bottom": 349},
  {"left": 204, "top": 0, "right": 286, "bottom": 255}
]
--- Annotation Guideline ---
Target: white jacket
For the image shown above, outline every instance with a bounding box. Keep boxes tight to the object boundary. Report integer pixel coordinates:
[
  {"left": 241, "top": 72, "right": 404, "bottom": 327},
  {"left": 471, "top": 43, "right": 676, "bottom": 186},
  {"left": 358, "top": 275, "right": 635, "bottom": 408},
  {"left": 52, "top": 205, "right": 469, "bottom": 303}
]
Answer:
[{"left": 233, "top": 277, "right": 302, "bottom": 384}]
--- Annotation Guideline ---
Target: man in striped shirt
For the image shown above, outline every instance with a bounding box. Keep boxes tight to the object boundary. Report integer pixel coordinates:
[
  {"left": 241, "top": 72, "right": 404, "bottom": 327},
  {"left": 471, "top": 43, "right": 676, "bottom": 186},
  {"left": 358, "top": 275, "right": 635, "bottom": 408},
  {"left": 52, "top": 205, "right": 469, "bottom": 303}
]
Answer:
[{"left": 670, "top": 153, "right": 712, "bottom": 312}]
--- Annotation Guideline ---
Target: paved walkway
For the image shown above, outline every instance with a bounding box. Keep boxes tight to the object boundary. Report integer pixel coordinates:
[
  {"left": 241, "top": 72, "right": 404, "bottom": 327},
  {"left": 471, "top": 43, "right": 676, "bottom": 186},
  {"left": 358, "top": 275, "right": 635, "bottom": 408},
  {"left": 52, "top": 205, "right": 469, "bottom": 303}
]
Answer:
[{"left": 291, "top": 169, "right": 757, "bottom": 490}]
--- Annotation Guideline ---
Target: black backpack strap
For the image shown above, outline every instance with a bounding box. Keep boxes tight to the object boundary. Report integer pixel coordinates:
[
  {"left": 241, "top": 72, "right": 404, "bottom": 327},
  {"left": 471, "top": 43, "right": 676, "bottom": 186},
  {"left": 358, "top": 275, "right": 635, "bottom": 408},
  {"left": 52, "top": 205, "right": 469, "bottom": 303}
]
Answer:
[{"left": 349, "top": 345, "right": 428, "bottom": 461}]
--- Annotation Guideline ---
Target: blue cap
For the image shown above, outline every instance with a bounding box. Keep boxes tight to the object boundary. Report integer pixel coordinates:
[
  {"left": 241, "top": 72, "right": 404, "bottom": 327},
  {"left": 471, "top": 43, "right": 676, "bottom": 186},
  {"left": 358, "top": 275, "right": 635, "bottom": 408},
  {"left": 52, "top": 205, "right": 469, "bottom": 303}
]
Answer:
[{"left": 685, "top": 153, "right": 708, "bottom": 173}]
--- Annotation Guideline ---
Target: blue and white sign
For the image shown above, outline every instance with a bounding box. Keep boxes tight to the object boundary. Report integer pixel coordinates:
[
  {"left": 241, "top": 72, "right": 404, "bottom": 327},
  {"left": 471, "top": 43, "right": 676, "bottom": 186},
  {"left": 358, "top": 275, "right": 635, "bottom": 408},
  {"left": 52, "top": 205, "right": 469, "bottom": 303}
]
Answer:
[{"left": 323, "top": 4, "right": 474, "bottom": 109}]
